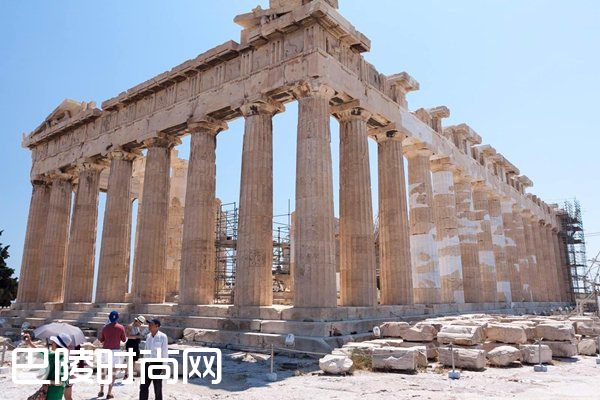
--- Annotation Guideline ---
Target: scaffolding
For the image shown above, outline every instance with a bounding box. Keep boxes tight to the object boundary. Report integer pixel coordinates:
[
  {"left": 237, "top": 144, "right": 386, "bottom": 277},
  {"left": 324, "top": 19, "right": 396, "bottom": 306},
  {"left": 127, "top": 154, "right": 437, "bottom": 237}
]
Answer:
[
  {"left": 559, "top": 199, "right": 588, "bottom": 298},
  {"left": 214, "top": 202, "right": 292, "bottom": 304}
]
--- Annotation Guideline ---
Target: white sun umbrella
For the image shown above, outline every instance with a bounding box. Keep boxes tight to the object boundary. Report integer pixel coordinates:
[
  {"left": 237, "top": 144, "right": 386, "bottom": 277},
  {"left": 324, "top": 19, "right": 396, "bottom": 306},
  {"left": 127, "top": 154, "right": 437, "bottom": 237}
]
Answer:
[{"left": 33, "top": 322, "right": 87, "bottom": 346}]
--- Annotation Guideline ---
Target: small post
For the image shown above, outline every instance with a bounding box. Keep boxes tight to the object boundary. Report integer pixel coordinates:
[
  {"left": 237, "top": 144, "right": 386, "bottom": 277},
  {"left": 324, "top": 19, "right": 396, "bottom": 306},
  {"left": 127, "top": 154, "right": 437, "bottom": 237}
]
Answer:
[
  {"left": 266, "top": 343, "right": 277, "bottom": 382},
  {"left": 596, "top": 336, "right": 600, "bottom": 365},
  {"left": 533, "top": 339, "right": 547, "bottom": 372},
  {"left": 448, "top": 343, "right": 460, "bottom": 380}
]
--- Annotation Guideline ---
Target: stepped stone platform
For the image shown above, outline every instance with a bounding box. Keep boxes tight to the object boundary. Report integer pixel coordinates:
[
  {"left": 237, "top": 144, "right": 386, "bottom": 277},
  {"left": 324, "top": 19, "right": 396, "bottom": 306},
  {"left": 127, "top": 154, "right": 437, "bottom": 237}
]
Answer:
[{"left": 0, "top": 302, "right": 570, "bottom": 352}]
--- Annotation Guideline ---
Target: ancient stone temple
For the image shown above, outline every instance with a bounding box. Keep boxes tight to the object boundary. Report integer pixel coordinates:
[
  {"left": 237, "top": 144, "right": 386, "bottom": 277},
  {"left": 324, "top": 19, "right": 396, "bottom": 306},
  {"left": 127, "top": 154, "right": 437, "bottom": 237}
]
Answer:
[{"left": 11, "top": 0, "right": 572, "bottom": 351}]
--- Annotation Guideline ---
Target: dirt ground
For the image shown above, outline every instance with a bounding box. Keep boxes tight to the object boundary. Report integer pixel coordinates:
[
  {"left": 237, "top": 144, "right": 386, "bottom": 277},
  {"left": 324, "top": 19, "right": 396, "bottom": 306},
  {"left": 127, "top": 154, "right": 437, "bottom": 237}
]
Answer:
[{"left": 2, "top": 348, "right": 597, "bottom": 400}]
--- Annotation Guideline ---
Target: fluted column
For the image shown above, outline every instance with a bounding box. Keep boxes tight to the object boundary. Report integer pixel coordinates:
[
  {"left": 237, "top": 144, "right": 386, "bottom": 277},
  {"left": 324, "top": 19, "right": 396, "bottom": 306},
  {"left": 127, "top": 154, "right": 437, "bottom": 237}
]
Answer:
[
  {"left": 133, "top": 136, "right": 179, "bottom": 304},
  {"left": 377, "top": 135, "right": 413, "bottom": 305},
  {"left": 334, "top": 107, "right": 377, "bottom": 306},
  {"left": 64, "top": 162, "right": 104, "bottom": 303},
  {"left": 522, "top": 212, "right": 541, "bottom": 301},
  {"left": 555, "top": 232, "right": 571, "bottom": 301},
  {"left": 543, "top": 224, "right": 560, "bottom": 301},
  {"left": 453, "top": 173, "right": 483, "bottom": 303},
  {"left": 179, "top": 120, "right": 225, "bottom": 305},
  {"left": 512, "top": 206, "right": 532, "bottom": 301},
  {"left": 293, "top": 84, "right": 337, "bottom": 308},
  {"left": 234, "top": 101, "right": 280, "bottom": 307},
  {"left": 405, "top": 144, "right": 441, "bottom": 304},
  {"left": 472, "top": 182, "right": 497, "bottom": 302},
  {"left": 431, "top": 156, "right": 464, "bottom": 304},
  {"left": 38, "top": 173, "right": 73, "bottom": 303},
  {"left": 16, "top": 179, "right": 50, "bottom": 303},
  {"left": 531, "top": 219, "right": 549, "bottom": 301},
  {"left": 488, "top": 194, "right": 511, "bottom": 303},
  {"left": 500, "top": 199, "right": 521, "bottom": 301},
  {"left": 96, "top": 150, "right": 137, "bottom": 303}
]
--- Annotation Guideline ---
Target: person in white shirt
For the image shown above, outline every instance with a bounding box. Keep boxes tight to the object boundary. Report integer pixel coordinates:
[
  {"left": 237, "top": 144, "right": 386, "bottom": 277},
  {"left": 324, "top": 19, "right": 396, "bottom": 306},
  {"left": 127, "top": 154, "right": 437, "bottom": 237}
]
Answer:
[{"left": 139, "top": 318, "right": 168, "bottom": 400}]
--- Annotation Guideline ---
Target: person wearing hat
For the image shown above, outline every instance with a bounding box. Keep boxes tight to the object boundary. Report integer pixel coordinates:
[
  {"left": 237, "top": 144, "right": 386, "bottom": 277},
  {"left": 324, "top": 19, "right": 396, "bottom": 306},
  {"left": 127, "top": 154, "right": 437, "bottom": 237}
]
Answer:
[
  {"left": 98, "top": 310, "right": 126, "bottom": 399},
  {"left": 22, "top": 332, "right": 72, "bottom": 400},
  {"left": 139, "top": 318, "right": 168, "bottom": 400},
  {"left": 124, "top": 315, "right": 146, "bottom": 380}
]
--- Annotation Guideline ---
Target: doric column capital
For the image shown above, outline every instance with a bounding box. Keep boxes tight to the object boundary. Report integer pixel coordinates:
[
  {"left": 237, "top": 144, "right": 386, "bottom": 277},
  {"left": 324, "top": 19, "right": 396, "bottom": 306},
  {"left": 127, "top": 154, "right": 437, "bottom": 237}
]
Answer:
[
  {"left": 75, "top": 158, "right": 109, "bottom": 174},
  {"left": 240, "top": 100, "right": 284, "bottom": 117},
  {"left": 31, "top": 174, "right": 50, "bottom": 186},
  {"left": 292, "top": 81, "right": 336, "bottom": 100},
  {"left": 403, "top": 142, "right": 432, "bottom": 158},
  {"left": 143, "top": 134, "right": 181, "bottom": 149},
  {"left": 108, "top": 148, "right": 141, "bottom": 162},
  {"left": 331, "top": 101, "right": 372, "bottom": 123},
  {"left": 430, "top": 155, "right": 456, "bottom": 173},
  {"left": 47, "top": 169, "right": 76, "bottom": 183},
  {"left": 187, "top": 117, "right": 228, "bottom": 135}
]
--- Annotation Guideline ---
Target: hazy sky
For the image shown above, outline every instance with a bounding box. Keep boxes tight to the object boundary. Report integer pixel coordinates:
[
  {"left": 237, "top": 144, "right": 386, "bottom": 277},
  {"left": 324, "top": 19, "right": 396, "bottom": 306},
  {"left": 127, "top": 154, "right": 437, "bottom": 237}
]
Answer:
[{"left": 1, "top": 0, "right": 598, "bottom": 282}]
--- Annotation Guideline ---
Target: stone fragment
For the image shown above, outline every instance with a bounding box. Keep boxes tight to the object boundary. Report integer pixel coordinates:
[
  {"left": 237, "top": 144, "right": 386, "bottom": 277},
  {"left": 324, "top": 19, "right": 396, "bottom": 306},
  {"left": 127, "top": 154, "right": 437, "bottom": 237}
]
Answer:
[
  {"left": 577, "top": 338, "right": 597, "bottom": 356},
  {"left": 437, "top": 325, "right": 484, "bottom": 346},
  {"left": 339, "top": 342, "right": 382, "bottom": 356},
  {"left": 401, "top": 323, "right": 437, "bottom": 342},
  {"left": 438, "top": 347, "right": 486, "bottom": 370},
  {"left": 542, "top": 341, "right": 577, "bottom": 358},
  {"left": 319, "top": 354, "right": 353, "bottom": 374},
  {"left": 183, "top": 328, "right": 199, "bottom": 341},
  {"left": 520, "top": 344, "right": 552, "bottom": 364},
  {"left": 379, "top": 321, "right": 410, "bottom": 338},
  {"left": 394, "top": 341, "right": 438, "bottom": 359},
  {"left": 486, "top": 345, "right": 521, "bottom": 367},
  {"left": 534, "top": 323, "right": 575, "bottom": 342},
  {"left": 371, "top": 347, "right": 418, "bottom": 371},
  {"left": 485, "top": 323, "right": 527, "bottom": 344},
  {"left": 574, "top": 322, "right": 600, "bottom": 337}
]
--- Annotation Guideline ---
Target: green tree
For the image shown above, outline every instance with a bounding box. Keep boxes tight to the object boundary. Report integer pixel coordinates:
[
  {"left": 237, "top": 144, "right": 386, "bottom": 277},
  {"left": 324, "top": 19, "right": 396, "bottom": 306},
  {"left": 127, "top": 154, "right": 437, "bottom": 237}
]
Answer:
[{"left": 0, "top": 230, "right": 18, "bottom": 306}]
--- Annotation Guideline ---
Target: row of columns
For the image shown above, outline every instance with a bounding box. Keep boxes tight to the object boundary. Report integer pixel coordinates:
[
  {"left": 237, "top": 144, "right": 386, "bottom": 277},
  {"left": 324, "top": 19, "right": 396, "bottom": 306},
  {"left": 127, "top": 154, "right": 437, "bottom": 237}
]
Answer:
[{"left": 17, "top": 86, "right": 569, "bottom": 307}]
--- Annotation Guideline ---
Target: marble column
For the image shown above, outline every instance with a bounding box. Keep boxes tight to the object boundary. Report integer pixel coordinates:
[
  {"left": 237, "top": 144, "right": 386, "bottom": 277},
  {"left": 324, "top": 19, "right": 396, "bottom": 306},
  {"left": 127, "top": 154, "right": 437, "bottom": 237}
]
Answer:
[
  {"left": 133, "top": 136, "right": 179, "bottom": 304},
  {"left": 531, "top": 219, "right": 549, "bottom": 301},
  {"left": 522, "top": 213, "right": 541, "bottom": 301},
  {"left": 501, "top": 198, "right": 522, "bottom": 301},
  {"left": 16, "top": 179, "right": 50, "bottom": 303},
  {"left": 512, "top": 207, "right": 532, "bottom": 301},
  {"left": 471, "top": 182, "right": 497, "bottom": 303},
  {"left": 405, "top": 145, "right": 441, "bottom": 304},
  {"left": 38, "top": 173, "right": 73, "bottom": 303},
  {"left": 293, "top": 84, "right": 337, "bottom": 308},
  {"left": 179, "top": 120, "right": 225, "bottom": 305},
  {"left": 453, "top": 173, "right": 483, "bottom": 303},
  {"left": 377, "top": 135, "right": 413, "bottom": 305},
  {"left": 336, "top": 107, "right": 377, "bottom": 306},
  {"left": 488, "top": 194, "right": 511, "bottom": 303},
  {"left": 234, "top": 102, "right": 280, "bottom": 307},
  {"left": 431, "top": 156, "right": 464, "bottom": 304},
  {"left": 64, "top": 162, "right": 104, "bottom": 303},
  {"left": 96, "top": 150, "right": 137, "bottom": 304},
  {"left": 543, "top": 224, "right": 560, "bottom": 301},
  {"left": 556, "top": 232, "right": 571, "bottom": 302}
]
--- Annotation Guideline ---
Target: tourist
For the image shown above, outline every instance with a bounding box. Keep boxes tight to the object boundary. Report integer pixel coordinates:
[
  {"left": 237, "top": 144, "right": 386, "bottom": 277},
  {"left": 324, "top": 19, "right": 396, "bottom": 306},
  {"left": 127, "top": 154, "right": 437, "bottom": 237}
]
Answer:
[
  {"left": 98, "top": 310, "right": 126, "bottom": 399},
  {"left": 124, "top": 315, "right": 146, "bottom": 379},
  {"left": 22, "top": 332, "right": 71, "bottom": 400},
  {"left": 139, "top": 318, "right": 168, "bottom": 400}
]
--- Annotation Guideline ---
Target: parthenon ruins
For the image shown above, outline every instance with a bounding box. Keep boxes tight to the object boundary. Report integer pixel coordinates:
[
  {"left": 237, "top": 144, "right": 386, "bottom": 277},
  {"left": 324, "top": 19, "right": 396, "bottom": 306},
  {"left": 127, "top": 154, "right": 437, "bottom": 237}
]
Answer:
[{"left": 11, "top": 0, "right": 573, "bottom": 349}]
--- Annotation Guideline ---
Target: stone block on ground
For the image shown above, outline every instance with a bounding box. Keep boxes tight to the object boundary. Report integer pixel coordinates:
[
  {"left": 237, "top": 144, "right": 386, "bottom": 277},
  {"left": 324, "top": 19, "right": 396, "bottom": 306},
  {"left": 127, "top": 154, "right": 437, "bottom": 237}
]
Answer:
[
  {"left": 534, "top": 323, "right": 575, "bottom": 342},
  {"left": 438, "top": 347, "right": 486, "bottom": 370},
  {"left": 401, "top": 323, "right": 437, "bottom": 342},
  {"left": 339, "top": 342, "right": 382, "bottom": 356},
  {"left": 395, "top": 341, "right": 438, "bottom": 359},
  {"left": 520, "top": 344, "right": 552, "bottom": 364},
  {"left": 486, "top": 345, "right": 521, "bottom": 367},
  {"left": 371, "top": 347, "right": 418, "bottom": 371},
  {"left": 437, "top": 325, "right": 484, "bottom": 346},
  {"left": 577, "top": 338, "right": 597, "bottom": 356},
  {"left": 319, "top": 354, "right": 353, "bottom": 374},
  {"left": 484, "top": 323, "right": 527, "bottom": 344},
  {"left": 379, "top": 321, "right": 410, "bottom": 338},
  {"left": 182, "top": 328, "right": 199, "bottom": 341},
  {"left": 542, "top": 341, "right": 578, "bottom": 358},
  {"left": 574, "top": 322, "right": 600, "bottom": 337}
]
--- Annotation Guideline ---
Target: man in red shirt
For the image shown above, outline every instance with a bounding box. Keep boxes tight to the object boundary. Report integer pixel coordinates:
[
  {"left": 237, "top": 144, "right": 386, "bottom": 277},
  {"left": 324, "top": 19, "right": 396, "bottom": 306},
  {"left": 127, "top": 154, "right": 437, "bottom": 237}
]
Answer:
[{"left": 98, "top": 310, "right": 126, "bottom": 399}]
